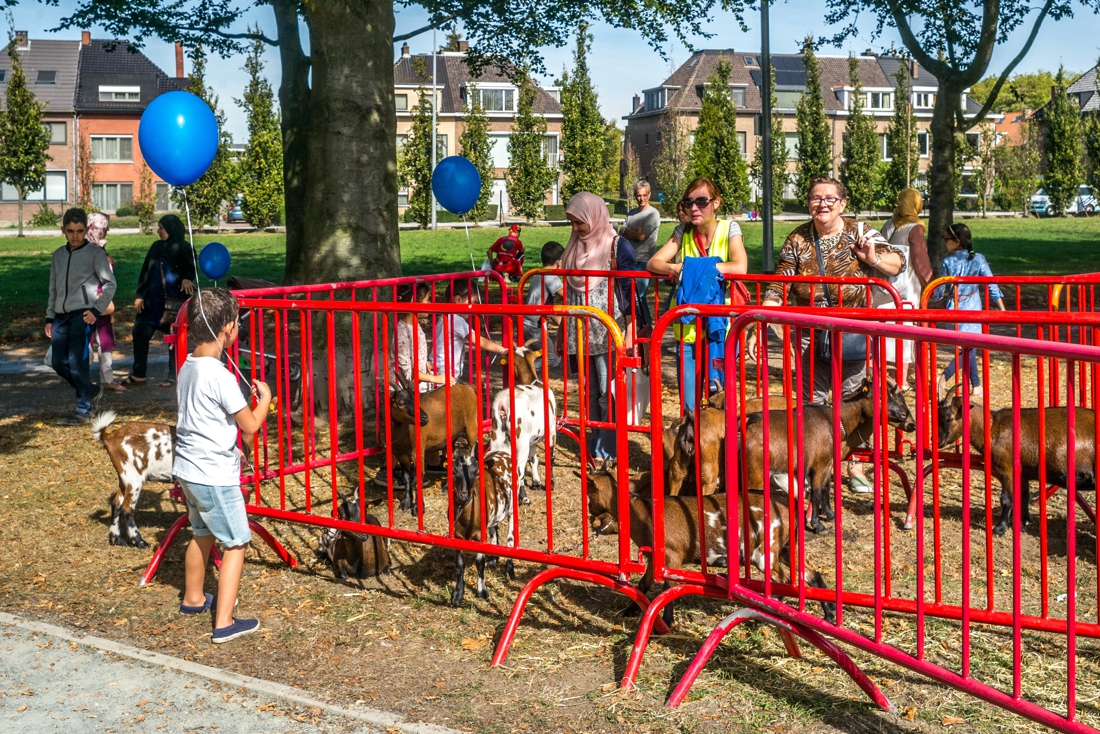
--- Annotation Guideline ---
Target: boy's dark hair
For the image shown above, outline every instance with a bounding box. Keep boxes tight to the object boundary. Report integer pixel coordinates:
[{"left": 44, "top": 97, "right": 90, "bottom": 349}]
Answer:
[
  {"left": 62, "top": 208, "right": 88, "bottom": 228},
  {"left": 450, "top": 279, "right": 482, "bottom": 302},
  {"left": 541, "top": 241, "right": 565, "bottom": 266},
  {"left": 396, "top": 282, "right": 432, "bottom": 303},
  {"left": 187, "top": 289, "right": 240, "bottom": 344}
]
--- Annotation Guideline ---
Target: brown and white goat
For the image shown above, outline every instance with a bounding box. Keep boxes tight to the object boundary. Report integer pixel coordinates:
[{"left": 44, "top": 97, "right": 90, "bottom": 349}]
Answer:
[
  {"left": 317, "top": 495, "right": 391, "bottom": 580},
  {"left": 585, "top": 470, "right": 834, "bottom": 625},
  {"left": 388, "top": 375, "right": 479, "bottom": 516},
  {"left": 743, "top": 377, "right": 916, "bottom": 534},
  {"left": 488, "top": 346, "right": 557, "bottom": 505},
  {"left": 92, "top": 410, "right": 174, "bottom": 548},
  {"left": 450, "top": 437, "right": 516, "bottom": 606},
  {"left": 937, "top": 394, "right": 1097, "bottom": 536}
]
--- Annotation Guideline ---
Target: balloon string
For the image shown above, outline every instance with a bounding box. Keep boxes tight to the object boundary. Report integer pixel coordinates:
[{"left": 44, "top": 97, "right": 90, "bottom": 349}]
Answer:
[{"left": 462, "top": 212, "right": 498, "bottom": 357}]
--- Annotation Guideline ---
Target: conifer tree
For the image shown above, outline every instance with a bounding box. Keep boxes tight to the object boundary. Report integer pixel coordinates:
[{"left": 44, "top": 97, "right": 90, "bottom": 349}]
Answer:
[
  {"left": 795, "top": 40, "right": 833, "bottom": 199},
  {"left": 507, "top": 71, "right": 554, "bottom": 221},
  {"left": 883, "top": 60, "right": 918, "bottom": 202},
  {"left": 459, "top": 83, "right": 494, "bottom": 221},
  {"left": 1045, "top": 66, "right": 1084, "bottom": 215},
  {"left": 559, "top": 24, "right": 605, "bottom": 199},
  {"left": 687, "top": 60, "right": 750, "bottom": 214},
  {"left": 182, "top": 46, "right": 236, "bottom": 226},
  {"left": 841, "top": 56, "right": 878, "bottom": 212},
  {"left": 399, "top": 58, "right": 435, "bottom": 228},
  {"left": 235, "top": 31, "right": 283, "bottom": 229},
  {"left": 653, "top": 114, "right": 690, "bottom": 214},
  {"left": 0, "top": 36, "right": 51, "bottom": 237},
  {"left": 751, "top": 64, "right": 788, "bottom": 215}
]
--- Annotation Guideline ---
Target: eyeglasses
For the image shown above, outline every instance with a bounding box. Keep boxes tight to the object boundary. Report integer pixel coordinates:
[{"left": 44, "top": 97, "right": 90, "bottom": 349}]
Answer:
[
  {"left": 680, "top": 196, "right": 714, "bottom": 210},
  {"left": 809, "top": 196, "right": 843, "bottom": 207}
]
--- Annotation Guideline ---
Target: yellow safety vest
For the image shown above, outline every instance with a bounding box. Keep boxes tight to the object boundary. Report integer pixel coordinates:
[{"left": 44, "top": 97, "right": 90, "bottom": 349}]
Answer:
[{"left": 672, "top": 218, "right": 735, "bottom": 343}]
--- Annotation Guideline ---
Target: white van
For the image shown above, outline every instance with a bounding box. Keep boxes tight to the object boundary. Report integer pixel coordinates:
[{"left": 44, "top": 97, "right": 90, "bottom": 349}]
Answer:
[{"left": 1030, "top": 185, "right": 1098, "bottom": 216}]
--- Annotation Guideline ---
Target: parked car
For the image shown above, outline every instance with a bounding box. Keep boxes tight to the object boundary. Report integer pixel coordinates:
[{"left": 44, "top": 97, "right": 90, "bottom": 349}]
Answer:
[
  {"left": 1030, "top": 186, "right": 1098, "bottom": 216},
  {"left": 226, "top": 197, "right": 245, "bottom": 222}
]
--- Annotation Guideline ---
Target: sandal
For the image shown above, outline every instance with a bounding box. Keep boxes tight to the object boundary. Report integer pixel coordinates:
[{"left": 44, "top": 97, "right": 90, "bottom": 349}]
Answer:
[
  {"left": 159, "top": 379, "right": 176, "bottom": 388},
  {"left": 103, "top": 382, "right": 127, "bottom": 392},
  {"left": 120, "top": 376, "right": 146, "bottom": 387}
]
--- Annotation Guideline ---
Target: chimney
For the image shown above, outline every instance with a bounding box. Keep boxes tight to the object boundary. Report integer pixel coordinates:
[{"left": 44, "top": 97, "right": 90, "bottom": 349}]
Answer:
[
  {"left": 910, "top": 59, "right": 918, "bottom": 79},
  {"left": 175, "top": 42, "right": 185, "bottom": 78},
  {"left": 14, "top": 31, "right": 27, "bottom": 48},
  {"left": 81, "top": 30, "right": 90, "bottom": 46},
  {"left": 863, "top": 48, "right": 875, "bottom": 57},
  {"left": 633, "top": 94, "right": 641, "bottom": 111},
  {"left": 457, "top": 40, "right": 468, "bottom": 52},
  {"left": 401, "top": 42, "right": 410, "bottom": 58}
]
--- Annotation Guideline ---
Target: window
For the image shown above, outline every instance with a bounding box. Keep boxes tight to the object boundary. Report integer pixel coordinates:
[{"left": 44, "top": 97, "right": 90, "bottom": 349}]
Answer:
[
  {"left": 1, "top": 171, "right": 67, "bottom": 202},
  {"left": 644, "top": 133, "right": 649, "bottom": 147},
  {"left": 645, "top": 89, "right": 665, "bottom": 111},
  {"left": 775, "top": 90, "right": 803, "bottom": 108},
  {"left": 478, "top": 88, "right": 514, "bottom": 112},
  {"left": 155, "top": 182, "right": 173, "bottom": 211},
  {"left": 397, "top": 189, "right": 409, "bottom": 207},
  {"left": 738, "top": 131, "right": 747, "bottom": 159},
  {"left": 730, "top": 87, "right": 746, "bottom": 108},
  {"left": 35, "top": 70, "right": 57, "bottom": 85},
  {"left": 90, "top": 136, "right": 134, "bottom": 163},
  {"left": 542, "top": 135, "right": 559, "bottom": 168},
  {"left": 98, "top": 85, "right": 140, "bottom": 102},
  {"left": 0, "top": 70, "right": 6, "bottom": 83},
  {"left": 744, "top": 56, "right": 757, "bottom": 66},
  {"left": 913, "top": 92, "right": 935, "bottom": 109},
  {"left": 918, "top": 131, "right": 930, "bottom": 157},
  {"left": 880, "top": 134, "right": 891, "bottom": 161},
  {"left": 966, "top": 132, "right": 980, "bottom": 151},
  {"left": 865, "top": 91, "right": 892, "bottom": 110},
  {"left": 395, "top": 93, "right": 408, "bottom": 111},
  {"left": 91, "top": 183, "right": 134, "bottom": 212},
  {"left": 489, "top": 134, "right": 509, "bottom": 167},
  {"left": 396, "top": 134, "right": 408, "bottom": 151},
  {"left": 42, "top": 121, "right": 66, "bottom": 145},
  {"left": 785, "top": 132, "right": 799, "bottom": 161},
  {"left": 436, "top": 134, "right": 448, "bottom": 160}
]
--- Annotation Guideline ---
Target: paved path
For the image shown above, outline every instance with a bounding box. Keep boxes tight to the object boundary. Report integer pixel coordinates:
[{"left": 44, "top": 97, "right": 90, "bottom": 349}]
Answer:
[{"left": 0, "top": 613, "right": 459, "bottom": 734}]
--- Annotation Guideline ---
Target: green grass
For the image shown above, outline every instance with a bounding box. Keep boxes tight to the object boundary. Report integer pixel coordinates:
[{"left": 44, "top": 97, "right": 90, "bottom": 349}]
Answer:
[{"left": 3, "top": 217, "right": 1098, "bottom": 343}]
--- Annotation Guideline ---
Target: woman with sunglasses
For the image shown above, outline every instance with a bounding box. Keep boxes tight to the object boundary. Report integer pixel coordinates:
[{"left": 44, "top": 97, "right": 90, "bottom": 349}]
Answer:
[
  {"left": 930, "top": 223, "right": 1005, "bottom": 398},
  {"left": 648, "top": 177, "right": 748, "bottom": 409}
]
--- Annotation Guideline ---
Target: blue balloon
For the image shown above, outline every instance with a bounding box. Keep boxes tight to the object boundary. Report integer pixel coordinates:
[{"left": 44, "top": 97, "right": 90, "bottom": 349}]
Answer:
[
  {"left": 431, "top": 156, "right": 482, "bottom": 215},
  {"left": 199, "top": 242, "right": 231, "bottom": 280},
  {"left": 138, "top": 91, "right": 219, "bottom": 187}
]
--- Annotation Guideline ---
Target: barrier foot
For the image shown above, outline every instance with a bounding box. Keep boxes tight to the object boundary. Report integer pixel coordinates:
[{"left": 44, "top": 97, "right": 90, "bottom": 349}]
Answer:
[
  {"left": 621, "top": 583, "right": 708, "bottom": 689},
  {"left": 248, "top": 519, "right": 299, "bottom": 568},
  {"left": 138, "top": 513, "right": 190, "bottom": 587},
  {"left": 492, "top": 567, "right": 671, "bottom": 668},
  {"left": 890, "top": 461, "right": 916, "bottom": 530},
  {"left": 666, "top": 606, "right": 894, "bottom": 714},
  {"left": 1075, "top": 490, "right": 1097, "bottom": 524}
]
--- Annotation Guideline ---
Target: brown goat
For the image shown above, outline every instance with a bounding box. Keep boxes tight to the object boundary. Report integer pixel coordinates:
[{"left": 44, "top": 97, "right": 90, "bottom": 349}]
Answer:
[
  {"left": 450, "top": 437, "right": 516, "bottom": 605},
  {"left": 938, "top": 395, "right": 1098, "bottom": 536},
  {"left": 389, "top": 375, "right": 479, "bottom": 516},
  {"left": 744, "top": 377, "right": 916, "bottom": 534},
  {"left": 317, "top": 495, "right": 391, "bottom": 580},
  {"left": 585, "top": 470, "right": 834, "bottom": 625}
]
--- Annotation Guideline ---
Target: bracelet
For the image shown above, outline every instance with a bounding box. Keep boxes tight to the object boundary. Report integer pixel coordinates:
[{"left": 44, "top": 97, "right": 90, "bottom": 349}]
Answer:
[{"left": 871, "top": 254, "right": 882, "bottom": 268}]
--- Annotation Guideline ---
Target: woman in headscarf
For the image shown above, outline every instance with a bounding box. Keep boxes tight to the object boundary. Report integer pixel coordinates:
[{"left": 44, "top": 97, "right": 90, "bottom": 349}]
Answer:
[
  {"left": 86, "top": 213, "right": 125, "bottom": 393},
  {"left": 123, "top": 214, "right": 197, "bottom": 387},
  {"left": 879, "top": 187, "right": 934, "bottom": 387},
  {"left": 559, "top": 191, "right": 624, "bottom": 469}
]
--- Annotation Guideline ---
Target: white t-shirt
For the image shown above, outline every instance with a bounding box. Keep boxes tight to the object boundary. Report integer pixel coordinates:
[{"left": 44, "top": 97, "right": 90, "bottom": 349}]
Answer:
[
  {"left": 523, "top": 273, "right": 564, "bottom": 335},
  {"left": 433, "top": 314, "right": 471, "bottom": 379},
  {"left": 173, "top": 355, "right": 249, "bottom": 486}
]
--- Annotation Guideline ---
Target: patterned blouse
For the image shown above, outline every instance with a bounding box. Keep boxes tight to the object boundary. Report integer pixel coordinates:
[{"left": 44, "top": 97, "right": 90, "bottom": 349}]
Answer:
[
  {"left": 763, "top": 218, "right": 905, "bottom": 308},
  {"left": 930, "top": 250, "right": 1004, "bottom": 335}
]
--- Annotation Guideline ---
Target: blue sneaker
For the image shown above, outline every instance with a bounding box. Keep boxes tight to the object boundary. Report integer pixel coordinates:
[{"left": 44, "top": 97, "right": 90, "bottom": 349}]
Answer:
[
  {"left": 212, "top": 617, "right": 260, "bottom": 644},
  {"left": 179, "top": 592, "right": 215, "bottom": 615}
]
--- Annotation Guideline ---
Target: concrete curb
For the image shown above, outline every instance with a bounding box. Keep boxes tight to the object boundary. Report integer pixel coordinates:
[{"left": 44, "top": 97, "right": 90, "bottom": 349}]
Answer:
[{"left": 0, "top": 611, "right": 464, "bottom": 734}]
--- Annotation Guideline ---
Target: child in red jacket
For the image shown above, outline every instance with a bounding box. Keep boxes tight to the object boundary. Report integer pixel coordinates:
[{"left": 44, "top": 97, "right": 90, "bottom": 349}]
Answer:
[{"left": 487, "top": 224, "right": 525, "bottom": 282}]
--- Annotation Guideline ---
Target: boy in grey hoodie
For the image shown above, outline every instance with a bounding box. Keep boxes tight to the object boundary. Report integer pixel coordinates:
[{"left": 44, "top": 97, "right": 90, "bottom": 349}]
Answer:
[{"left": 45, "top": 208, "right": 116, "bottom": 424}]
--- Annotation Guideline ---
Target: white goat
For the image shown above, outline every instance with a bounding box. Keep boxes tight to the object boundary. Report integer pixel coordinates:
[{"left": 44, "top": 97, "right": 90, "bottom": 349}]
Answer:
[{"left": 488, "top": 346, "right": 557, "bottom": 504}]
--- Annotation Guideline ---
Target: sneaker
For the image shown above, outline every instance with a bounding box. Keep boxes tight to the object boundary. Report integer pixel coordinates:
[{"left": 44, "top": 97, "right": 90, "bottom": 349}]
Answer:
[
  {"left": 848, "top": 474, "right": 874, "bottom": 494},
  {"left": 179, "top": 593, "right": 215, "bottom": 615},
  {"left": 58, "top": 412, "right": 91, "bottom": 426},
  {"left": 211, "top": 617, "right": 260, "bottom": 644}
]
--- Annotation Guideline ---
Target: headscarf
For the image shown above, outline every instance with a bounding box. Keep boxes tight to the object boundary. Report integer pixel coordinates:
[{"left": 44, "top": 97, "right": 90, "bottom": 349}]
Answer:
[
  {"left": 86, "top": 212, "right": 109, "bottom": 248},
  {"left": 159, "top": 213, "right": 188, "bottom": 245},
  {"left": 892, "top": 188, "right": 924, "bottom": 230},
  {"left": 560, "top": 192, "right": 616, "bottom": 289}
]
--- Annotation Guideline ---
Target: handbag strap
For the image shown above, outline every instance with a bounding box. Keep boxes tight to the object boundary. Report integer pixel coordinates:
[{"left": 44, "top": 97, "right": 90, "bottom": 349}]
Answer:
[{"left": 811, "top": 233, "right": 835, "bottom": 308}]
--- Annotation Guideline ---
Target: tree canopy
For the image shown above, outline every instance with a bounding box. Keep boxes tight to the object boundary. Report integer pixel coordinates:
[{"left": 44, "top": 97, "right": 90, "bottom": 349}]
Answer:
[
  {"left": 559, "top": 23, "right": 606, "bottom": 200},
  {"left": 0, "top": 35, "right": 51, "bottom": 237},
  {"left": 971, "top": 70, "right": 1071, "bottom": 112},
  {"left": 690, "top": 60, "right": 751, "bottom": 214},
  {"left": 795, "top": 41, "right": 833, "bottom": 200}
]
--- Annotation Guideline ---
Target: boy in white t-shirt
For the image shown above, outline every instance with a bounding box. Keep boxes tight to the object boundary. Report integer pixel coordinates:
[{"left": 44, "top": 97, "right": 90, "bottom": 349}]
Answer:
[
  {"left": 432, "top": 280, "right": 507, "bottom": 380},
  {"left": 522, "top": 241, "right": 565, "bottom": 367},
  {"left": 174, "top": 289, "right": 272, "bottom": 644}
]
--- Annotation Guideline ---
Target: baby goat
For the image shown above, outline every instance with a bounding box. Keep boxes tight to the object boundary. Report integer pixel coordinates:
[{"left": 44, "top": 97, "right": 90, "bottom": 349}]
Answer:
[
  {"left": 450, "top": 436, "right": 516, "bottom": 606},
  {"left": 92, "top": 410, "right": 174, "bottom": 549},
  {"left": 488, "top": 346, "right": 557, "bottom": 505},
  {"left": 938, "top": 394, "right": 1097, "bottom": 536},
  {"left": 317, "top": 495, "right": 391, "bottom": 581}
]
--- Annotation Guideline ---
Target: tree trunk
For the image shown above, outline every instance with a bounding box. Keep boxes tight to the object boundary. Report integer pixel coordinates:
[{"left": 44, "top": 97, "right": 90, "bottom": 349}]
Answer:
[
  {"left": 17, "top": 193, "right": 24, "bottom": 238},
  {"left": 287, "top": 0, "right": 400, "bottom": 285},
  {"left": 926, "top": 86, "right": 961, "bottom": 273},
  {"left": 273, "top": 0, "right": 312, "bottom": 285}
]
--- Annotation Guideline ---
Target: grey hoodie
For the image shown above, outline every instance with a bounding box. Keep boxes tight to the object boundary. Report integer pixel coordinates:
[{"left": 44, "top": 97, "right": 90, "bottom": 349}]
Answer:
[{"left": 46, "top": 241, "right": 117, "bottom": 320}]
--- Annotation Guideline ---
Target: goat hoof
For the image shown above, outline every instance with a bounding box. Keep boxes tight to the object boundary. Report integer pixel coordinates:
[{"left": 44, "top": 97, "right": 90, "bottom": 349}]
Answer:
[
  {"left": 807, "top": 520, "right": 827, "bottom": 535},
  {"left": 504, "top": 560, "right": 516, "bottom": 581},
  {"left": 992, "top": 524, "right": 1008, "bottom": 537},
  {"left": 822, "top": 603, "right": 837, "bottom": 626},
  {"left": 108, "top": 534, "right": 127, "bottom": 547},
  {"left": 477, "top": 588, "right": 489, "bottom": 600},
  {"left": 822, "top": 507, "right": 835, "bottom": 521},
  {"left": 487, "top": 557, "right": 499, "bottom": 569},
  {"left": 661, "top": 605, "right": 674, "bottom": 628},
  {"left": 130, "top": 536, "right": 150, "bottom": 549},
  {"left": 450, "top": 591, "right": 463, "bottom": 607}
]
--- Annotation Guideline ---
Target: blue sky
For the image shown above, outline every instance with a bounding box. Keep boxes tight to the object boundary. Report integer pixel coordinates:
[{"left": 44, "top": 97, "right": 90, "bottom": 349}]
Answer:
[{"left": 9, "top": 1, "right": 1100, "bottom": 139}]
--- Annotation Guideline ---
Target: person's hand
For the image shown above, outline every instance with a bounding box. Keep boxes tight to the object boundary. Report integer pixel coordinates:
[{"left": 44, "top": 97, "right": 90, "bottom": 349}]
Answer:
[
  {"left": 104, "top": 301, "right": 116, "bottom": 316},
  {"left": 850, "top": 234, "right": 878, "bottom": 265},
  {"left": 82, "top": 310, "right": 96, "bottom": 325},
  {"left": 134, "top": 298, "right": 144, "bottom": 315},
  {"left": 107, "top": 255, "right": 116, "bottom": 269},
  {"left": 181, "top": 279, "right": 196, "bottom": 295},
  {"left": 252, "top": 380, "right": 271, "bottom": 400},
  {"left": 44, "top": 323, "right": 52, "bottom": 339}
]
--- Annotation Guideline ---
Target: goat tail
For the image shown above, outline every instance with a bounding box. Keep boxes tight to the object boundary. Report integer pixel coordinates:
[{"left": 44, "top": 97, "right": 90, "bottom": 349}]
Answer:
[{"left": 90, "top": 410, "right": 119, "bottom": 442}]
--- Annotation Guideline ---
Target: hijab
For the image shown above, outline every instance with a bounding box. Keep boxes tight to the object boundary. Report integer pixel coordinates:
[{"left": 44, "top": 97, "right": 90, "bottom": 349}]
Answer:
[
  {"left": 560, "top": 192, "right": 616, "bottom": 289},
  {"left": 159, "top": 214, "right": 188, "bottom": 245},
  {"left": 892, "top": 188, "right": 924, "bottom": 230},
  {"left": 86, "top": 212, "right": 109, "bottom": 248}
]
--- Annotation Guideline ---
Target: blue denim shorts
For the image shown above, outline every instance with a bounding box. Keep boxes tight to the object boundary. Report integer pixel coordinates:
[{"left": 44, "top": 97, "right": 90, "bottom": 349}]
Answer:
[{"left": 177, "top": 478, "right": 252, "bottom": 548}]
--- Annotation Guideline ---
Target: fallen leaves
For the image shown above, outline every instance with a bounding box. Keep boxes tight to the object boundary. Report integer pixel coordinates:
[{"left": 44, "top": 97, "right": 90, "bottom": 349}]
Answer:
[
  {"left": 461, "top": 635, "right": 490, "bottom": 651},
  {"left": 903, "top": 707, "right": 917, "bottom": 722},
  {"left": 942, "top": 715, "right": 965, "bottom": 726},
  {"left": 16, "top": 705, "right": 26, "bottom": 713}
]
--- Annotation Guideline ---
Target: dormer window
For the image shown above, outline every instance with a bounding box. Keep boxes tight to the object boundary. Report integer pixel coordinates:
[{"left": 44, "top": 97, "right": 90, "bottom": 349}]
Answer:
[
  {"left": 744, "top": 56, "right": 757, "bottom": 67},
  {"left": 98, "top": 85, "right": 141, "bottom": 102},
  {"left": 913, "top": 92, "right": 935, "bottom": 109},
  {"left": 477, "top": 88, "right": 514, "bottom": 112},
  {"left": 865, "top": 91, "right": 892, "bottom": 110},
  {"left": 645, "top": 89, "right": 666, "bottom": 111},
  {"left": 0, "top": 70, "right": 7, "bottom": 83},
  {"left": 35, "top": 70, "right": 57, "bottom": 85},
  {"left": 730, "top": 87, "right": 746, "bottom": 108}
]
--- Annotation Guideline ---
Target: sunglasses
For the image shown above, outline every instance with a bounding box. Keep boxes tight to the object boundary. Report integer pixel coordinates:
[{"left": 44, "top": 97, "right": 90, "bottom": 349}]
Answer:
[{"left": 680, "top": 196, "right": 714, "bottom": 210}]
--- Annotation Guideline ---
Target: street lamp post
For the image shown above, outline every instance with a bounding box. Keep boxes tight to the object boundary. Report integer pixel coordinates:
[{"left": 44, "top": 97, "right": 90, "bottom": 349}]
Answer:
[
  {"left": 431, "top": 27, "right": 438, "bottom": 231},
  {"left": 760, "top": 0, "right": 774, "bottom": 273}
]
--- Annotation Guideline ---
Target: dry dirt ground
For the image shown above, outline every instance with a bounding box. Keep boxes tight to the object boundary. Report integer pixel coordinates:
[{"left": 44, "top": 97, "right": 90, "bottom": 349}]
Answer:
[{"left": 3, "top": 328, "right": 1100, "bottom": 734}]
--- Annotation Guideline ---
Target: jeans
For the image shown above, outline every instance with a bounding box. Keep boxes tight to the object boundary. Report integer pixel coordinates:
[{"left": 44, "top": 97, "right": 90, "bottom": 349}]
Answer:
[
  {"left": 51, "top": 311, "right": 95, "bottom": 415},
  {"left": 584, "top": 353, "right": 616, "bottom": 460},
  {"left": 942, "top": 347, "right": 981, "bottom": 388},
  {"left": 679, "top": 337, "right": 725, "bottom": 412}
]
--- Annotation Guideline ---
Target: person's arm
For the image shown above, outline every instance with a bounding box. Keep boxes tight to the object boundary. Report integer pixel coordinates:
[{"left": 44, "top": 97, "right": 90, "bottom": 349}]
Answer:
[
  {"left": 45, "top": 253, "right": 57, "bottom": 336},
  {"left": 647, "top": 236, "right": 683, "bottom": 276},
  {"left": 91, "top": 247, "right": 117, "bottom": 316},
  {"left": 134, "top": 248, "right": 154, "bottom": 314},
  {"left": 478, "top": 336, "right": 508, "bottom": 355},
  {"left": 979, "top": 256, "right": 1006, "bottom": 305},
  {"left": 851, "top": 230, "right": 904, "bottom": 276},
  {"left": 716, "top": 232, "right": 748, "bottom": 275},
  {"left": 233, "top": 380, "right": 272, "bottom": 436},
  {"left": 907, "top": 226, "right": 934, "bottom": 286},
  {"left": 761, "top": 239, "right": 799, "bottom": 306}
]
